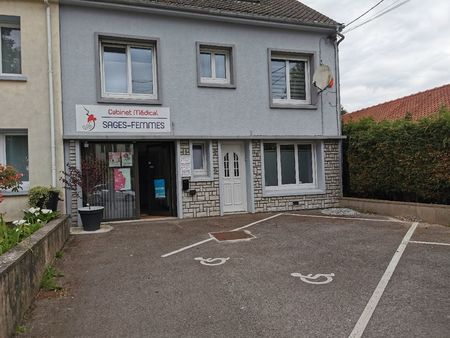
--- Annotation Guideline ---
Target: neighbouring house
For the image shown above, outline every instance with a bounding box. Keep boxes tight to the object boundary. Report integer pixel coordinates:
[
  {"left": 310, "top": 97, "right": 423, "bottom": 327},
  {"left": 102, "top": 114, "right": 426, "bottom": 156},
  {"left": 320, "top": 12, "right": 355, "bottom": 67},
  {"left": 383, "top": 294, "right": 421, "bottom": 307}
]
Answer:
[
  {"left": 0, "top": 0, "right": 64, "bottom": 221},
  {"left": 60, "top": 0, "right": 344, "bottom": 225},
  {"left": 342, "top": 83, "right": 450, "bottom": 123}
]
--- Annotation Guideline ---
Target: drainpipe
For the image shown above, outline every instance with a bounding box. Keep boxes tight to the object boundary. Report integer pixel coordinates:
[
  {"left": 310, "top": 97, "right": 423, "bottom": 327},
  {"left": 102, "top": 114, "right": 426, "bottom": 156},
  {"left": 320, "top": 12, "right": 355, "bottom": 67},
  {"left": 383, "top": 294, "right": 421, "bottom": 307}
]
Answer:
[
  {"left": 45, "top": 0, "right": 57, "bottom": 187},
  {"left": 334, "top": 29, "right": 345, "bottom": 198},
  {"left": 335, "top": 31, "right": 345, "bottom": 135}
]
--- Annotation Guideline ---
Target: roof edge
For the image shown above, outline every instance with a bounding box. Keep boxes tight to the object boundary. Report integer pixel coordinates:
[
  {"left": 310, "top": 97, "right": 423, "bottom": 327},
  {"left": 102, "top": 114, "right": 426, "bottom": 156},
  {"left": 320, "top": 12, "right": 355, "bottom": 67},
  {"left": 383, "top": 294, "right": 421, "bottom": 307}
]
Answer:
[
  {"left": 346, "top": 83, "right": 450, "bottom": 116},
  {"left": 61, "top": 0, "right": 342, "bottom": 32}
]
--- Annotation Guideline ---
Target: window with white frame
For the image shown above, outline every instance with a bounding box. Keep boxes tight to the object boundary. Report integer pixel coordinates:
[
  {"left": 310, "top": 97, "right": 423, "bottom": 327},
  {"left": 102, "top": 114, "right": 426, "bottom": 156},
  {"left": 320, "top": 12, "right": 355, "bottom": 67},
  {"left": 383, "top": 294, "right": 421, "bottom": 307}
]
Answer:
[
  {"left": 270, "top": 54, "right": 311, "bottom": 105},
  {"left": 191, "top": 142, "right": 210, "bottom": 178},
  {"left": 0, "top": 17, "right": 21, "bottom": 75},
  {"left": 198, "top": 44, "right": 233, "bottom": 86},
  {"left": 263, "top": 142, "right": 317, "bottom": 192},
  {"left": 0, "top": 132, "right": 29, "bottom": 191},
  {"left": 100, "top": 39, "right": 157, "bottom": 100}
]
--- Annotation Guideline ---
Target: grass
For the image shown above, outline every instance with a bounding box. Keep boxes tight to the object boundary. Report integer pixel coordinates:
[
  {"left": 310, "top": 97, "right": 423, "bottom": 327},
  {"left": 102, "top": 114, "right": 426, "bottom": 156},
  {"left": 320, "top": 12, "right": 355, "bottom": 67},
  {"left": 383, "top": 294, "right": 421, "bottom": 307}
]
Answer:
[
  {"left": 40, "top": 265, "right": 64, "bottom": 291},
  {"left": 15, "top": 325, "right": 26, "bottom": 334},
  {"left": 55, "top": 250, "right": 63, "bottom": 259}
]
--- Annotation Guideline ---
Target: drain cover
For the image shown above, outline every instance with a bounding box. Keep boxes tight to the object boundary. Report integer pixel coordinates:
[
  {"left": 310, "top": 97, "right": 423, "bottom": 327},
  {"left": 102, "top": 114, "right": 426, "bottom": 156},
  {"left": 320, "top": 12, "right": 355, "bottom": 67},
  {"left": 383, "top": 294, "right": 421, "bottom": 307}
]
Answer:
[{"left": 209, "top": 230, "right": 255, "bottom": 242}]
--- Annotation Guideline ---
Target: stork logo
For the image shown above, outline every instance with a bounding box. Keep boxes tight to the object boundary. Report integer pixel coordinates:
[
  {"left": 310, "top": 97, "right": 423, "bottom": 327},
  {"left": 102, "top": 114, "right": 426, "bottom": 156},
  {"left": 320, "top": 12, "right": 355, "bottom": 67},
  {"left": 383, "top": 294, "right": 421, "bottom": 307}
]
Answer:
[{"left": 81, "top": 106, "right": 96, "bottom": 131}]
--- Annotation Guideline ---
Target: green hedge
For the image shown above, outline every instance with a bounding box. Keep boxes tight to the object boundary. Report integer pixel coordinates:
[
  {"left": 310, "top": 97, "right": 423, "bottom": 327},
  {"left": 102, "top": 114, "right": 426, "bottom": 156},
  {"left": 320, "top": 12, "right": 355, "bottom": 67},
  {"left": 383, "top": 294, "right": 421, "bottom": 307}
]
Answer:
[{"left": 343, "top": 108, "right": 450, "bottom": 205}]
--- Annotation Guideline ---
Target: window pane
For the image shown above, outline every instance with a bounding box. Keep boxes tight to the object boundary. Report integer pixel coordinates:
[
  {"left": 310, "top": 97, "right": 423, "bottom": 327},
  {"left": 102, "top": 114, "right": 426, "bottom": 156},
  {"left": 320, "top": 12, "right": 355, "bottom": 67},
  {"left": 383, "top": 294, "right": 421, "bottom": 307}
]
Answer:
[
  {"left": 5, "top": 135, "right": 28, "bottom": 181},
  {"left": 298, "top": 144, "right": 313, "bottom": 183},
  {"left": 263, "top": 143, "right": 278, "bottom": 186},
  {"left": 1, "top": 27, "right": 21, "bottom": 74},
  {"left": 289, "top": 61, "right": 306, "bottom": 100},
  {"left": 200, "top": 52, "right": 212, "bottom": 78},
  {"left": 193, "top": 144, "right": 204, "bottom": 170},
  {"left": 271, "top": 60, "right": 287, "bottom": 99},
  {"left": 103, "top": 46, "right": 127, "bottom": 93},
  {"left": 131, "top": 47, "right": 153, "bottom": 94},
  {"left": 215, "top": 53, "right": 226, "bottom": 79},
  {"left": 280, "top": 145, "right": 296, "bottom": 185}
]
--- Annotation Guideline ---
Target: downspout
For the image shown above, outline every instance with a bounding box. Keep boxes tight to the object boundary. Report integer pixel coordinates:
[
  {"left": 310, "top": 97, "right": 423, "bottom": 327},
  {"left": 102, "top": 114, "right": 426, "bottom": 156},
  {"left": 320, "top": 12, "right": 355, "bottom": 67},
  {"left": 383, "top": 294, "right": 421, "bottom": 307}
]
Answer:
[
  {"left": 45, "top": 0, "right": 57, "bottom": 187},
  {"left": 335, "top": 31, "right": 345, "bottom": 135},
  {"left": 334, "top": 29, "right": 345, "bottom": 198}
]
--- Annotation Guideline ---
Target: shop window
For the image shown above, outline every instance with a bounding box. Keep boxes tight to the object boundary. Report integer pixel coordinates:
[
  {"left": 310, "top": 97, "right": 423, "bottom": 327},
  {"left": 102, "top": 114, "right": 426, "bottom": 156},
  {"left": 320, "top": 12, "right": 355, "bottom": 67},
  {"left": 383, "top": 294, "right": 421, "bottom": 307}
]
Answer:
[
  {"left": 0, "top": 132, "right": 29, "bottom": 191},
  {"left": 98, "top": 34, "right": 160, "bottom": 103},
  {"left": 262, "top": 142, "right": 320, "bottom": 195},
  {"left": 81, "top": 142, "right": 136, "bottom": 220},
  {"left": 269, "top": 50, "right": 313, "bottom": 107},
  {"left": 0, "top": 16, "right": 21, "bottom": 75},
  {"left": 191, "top": 141, "right": 211, "bottom": 179},
  {"left": 197, "top": 42, "right": 235, "bottom": 88}
]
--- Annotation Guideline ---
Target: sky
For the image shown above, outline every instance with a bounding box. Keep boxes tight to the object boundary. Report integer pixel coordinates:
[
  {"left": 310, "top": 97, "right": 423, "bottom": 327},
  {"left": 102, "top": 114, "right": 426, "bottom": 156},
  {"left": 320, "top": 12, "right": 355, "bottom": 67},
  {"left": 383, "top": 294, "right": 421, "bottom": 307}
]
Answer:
[{"left": 301, "top": 0, "right": 450, "bottom": 112}]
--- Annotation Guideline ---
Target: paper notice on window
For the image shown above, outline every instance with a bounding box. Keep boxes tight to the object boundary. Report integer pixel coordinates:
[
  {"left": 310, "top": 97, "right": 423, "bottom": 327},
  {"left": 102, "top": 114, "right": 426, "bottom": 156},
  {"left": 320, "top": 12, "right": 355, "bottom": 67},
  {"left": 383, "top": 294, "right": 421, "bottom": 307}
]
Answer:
[{"left": 180, "top": 155, "right": 191, "bottom": 177}]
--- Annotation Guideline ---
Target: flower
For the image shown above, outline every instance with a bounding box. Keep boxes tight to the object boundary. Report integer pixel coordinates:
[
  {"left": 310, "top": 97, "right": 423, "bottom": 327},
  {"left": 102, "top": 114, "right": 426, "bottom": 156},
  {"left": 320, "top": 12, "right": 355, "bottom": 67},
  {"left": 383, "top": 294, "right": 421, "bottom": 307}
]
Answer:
[
  {"left": 28, "top": 207, "right": 40, "bottom": 214},
  {"left": 41, "top": 209, "right": 52, "bottom": 214},
  {"left": 13, "top": 219, "right": 26, "bottom": 226}
]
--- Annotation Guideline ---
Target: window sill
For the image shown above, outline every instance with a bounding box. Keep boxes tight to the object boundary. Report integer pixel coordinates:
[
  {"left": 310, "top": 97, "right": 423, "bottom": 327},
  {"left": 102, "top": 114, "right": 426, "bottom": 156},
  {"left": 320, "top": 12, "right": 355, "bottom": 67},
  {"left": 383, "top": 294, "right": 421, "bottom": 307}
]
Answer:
[
  {"left": 191, "top": 176, "right": 215, "bottom": 182},
  {"left": 262, "top": 188, "right": 325, "bottom": 197},
  {"left": 98, "top": 96, "right": 162, "bottom": 105},
  {"left": 270, "top": 102, "right": 317, "bottom": 110},
  {"left": 198, "top": 82, "right": 236, "bottom": 89},
  {"left": 1, "top": 190, "right": 28, "bottom": 197},
  {"left": 0, "top": 74, "right": 27, "bottom": 82}
]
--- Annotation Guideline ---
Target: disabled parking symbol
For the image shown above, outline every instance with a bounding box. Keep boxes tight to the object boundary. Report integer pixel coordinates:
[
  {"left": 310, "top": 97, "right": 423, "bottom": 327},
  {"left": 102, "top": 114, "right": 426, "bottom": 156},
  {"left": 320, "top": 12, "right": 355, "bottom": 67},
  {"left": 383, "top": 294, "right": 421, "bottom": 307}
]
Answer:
[
  {"left": 195, "top": 257, "right": 230, "bottom": 266},
  {"left": 291, "top": 272, "right": 335, "bottom": 285}
]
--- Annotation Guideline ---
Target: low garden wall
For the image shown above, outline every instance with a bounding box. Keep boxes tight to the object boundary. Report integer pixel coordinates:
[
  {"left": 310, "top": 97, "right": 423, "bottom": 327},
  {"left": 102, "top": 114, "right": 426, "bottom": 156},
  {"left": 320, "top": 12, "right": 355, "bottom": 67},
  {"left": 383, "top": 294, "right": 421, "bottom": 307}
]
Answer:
[
  {"left": 0, "top": 215, "right": 70, "bottom": 338},
  {"left": 340, "top": 197, "right": 450, "bottom": 226}
]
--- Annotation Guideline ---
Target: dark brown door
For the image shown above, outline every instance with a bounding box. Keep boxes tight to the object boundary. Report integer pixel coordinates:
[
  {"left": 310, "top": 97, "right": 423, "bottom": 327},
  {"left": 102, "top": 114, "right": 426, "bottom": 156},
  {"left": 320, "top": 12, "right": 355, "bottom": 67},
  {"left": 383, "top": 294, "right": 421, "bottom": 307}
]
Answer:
[{"left": 138, "top": 142, "right": 176, "bottom": 217}]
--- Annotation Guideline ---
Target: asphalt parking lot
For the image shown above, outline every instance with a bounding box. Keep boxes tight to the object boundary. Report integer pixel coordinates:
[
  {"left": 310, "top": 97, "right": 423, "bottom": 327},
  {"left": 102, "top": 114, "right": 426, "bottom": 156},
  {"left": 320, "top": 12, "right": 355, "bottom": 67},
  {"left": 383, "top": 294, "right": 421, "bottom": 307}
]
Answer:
[{"left": 20, "top": 211, "right": 450, "bottom": 338}]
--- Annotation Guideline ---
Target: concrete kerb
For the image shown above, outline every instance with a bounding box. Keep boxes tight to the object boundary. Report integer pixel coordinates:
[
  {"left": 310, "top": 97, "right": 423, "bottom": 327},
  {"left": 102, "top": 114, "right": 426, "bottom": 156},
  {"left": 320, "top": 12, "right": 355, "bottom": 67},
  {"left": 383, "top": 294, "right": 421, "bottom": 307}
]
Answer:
[{"left": 340, "top": 197, "right": 450, "bottom": 226}]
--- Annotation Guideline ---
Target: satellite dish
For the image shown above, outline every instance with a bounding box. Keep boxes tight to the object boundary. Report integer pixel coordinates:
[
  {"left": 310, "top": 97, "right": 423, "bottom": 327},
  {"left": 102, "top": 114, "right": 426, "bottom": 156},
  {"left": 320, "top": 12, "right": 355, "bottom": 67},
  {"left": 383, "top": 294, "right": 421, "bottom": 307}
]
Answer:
[{"left": 313, "top": 64, "right": 334, "bottom": 91}]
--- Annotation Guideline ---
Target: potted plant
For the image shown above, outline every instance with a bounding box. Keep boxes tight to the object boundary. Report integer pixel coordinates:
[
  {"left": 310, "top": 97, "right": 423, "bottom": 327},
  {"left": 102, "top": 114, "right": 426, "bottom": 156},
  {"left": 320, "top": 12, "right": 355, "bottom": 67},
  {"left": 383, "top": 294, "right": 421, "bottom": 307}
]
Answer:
[
  {"left": 60, "top": 159, "right": 105, "bottom": 231},
  {"left": 28, "top": 186, "right": 61, "bottom": 211}
]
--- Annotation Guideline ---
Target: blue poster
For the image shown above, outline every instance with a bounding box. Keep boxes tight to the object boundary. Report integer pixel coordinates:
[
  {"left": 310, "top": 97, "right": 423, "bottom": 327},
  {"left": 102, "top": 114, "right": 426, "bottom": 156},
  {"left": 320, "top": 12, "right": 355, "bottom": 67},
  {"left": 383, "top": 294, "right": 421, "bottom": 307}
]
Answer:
[{"left": 154, "top": 179, "right": 166, "bottom": 199}]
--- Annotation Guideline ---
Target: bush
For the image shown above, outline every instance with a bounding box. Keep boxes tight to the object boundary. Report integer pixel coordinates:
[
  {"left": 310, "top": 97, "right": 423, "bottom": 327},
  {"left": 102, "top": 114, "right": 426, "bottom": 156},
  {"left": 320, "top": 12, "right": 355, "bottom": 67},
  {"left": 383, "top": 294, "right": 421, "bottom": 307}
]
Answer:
[
  {"left": 0, "top": 208, "right": 59, "bottom": 255},
  {"left": 343, "top": 108, "right": 450, "bottom": 204},
  {"left": 28, "top": 186, "right": 60, "bottom": 210}
]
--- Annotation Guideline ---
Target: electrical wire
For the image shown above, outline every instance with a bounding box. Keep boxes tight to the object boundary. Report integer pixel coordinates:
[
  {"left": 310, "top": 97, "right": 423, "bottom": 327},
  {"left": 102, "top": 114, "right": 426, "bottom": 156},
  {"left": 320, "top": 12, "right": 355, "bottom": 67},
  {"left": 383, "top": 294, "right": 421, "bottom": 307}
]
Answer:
[
  {"left": 345, "top": 0, "right": 386, "bottom": 28},
  {"left": 343, "top": 0, "right": 411, "bottom": 33}
]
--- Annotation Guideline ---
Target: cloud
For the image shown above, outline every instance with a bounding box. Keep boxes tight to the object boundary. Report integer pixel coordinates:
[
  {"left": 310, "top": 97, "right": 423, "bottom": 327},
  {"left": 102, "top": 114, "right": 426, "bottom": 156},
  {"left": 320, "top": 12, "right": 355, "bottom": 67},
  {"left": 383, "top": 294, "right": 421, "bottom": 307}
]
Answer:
[{"left": 301, "top": 0, "right": 450, "bottom": 111}]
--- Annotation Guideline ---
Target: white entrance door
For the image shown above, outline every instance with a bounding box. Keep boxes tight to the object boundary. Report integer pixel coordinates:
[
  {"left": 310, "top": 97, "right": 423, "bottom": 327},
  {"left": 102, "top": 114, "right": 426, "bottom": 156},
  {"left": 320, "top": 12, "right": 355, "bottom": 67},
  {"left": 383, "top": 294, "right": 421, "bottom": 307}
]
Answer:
[{"left": 222, "top": 143, "right": 247, "bottom": 213}]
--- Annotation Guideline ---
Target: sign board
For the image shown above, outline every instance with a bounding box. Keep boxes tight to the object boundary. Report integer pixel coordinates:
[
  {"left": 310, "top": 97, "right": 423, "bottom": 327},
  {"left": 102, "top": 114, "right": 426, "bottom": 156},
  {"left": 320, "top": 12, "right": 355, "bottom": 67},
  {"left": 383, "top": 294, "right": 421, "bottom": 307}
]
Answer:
[
  {"left": 154, "top": 179, "right": 166, "bottom": 199},
  {"left": 180, "top": 155, "right": 191, "bottom": 177},
  {"left": 76, "top": 105, "right": 170, "bottom": 133}
]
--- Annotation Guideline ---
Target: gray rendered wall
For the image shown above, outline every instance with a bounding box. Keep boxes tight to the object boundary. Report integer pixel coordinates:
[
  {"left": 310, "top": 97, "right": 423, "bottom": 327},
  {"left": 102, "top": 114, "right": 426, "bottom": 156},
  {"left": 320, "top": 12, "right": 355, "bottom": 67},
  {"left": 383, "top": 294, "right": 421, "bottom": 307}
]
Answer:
[{"left": 60, "top": 5, "right": 340, "bottom": 139}]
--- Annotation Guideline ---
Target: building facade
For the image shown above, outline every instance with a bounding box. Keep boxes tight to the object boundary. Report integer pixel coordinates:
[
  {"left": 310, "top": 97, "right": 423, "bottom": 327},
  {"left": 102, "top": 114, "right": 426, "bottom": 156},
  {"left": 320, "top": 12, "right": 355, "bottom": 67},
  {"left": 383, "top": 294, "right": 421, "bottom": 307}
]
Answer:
[
  {"left": 60, "top": 0, "right": 344, "bottom": 225},
  {"left": 0, "top": 0, "right": 64, "bottom": 221}
]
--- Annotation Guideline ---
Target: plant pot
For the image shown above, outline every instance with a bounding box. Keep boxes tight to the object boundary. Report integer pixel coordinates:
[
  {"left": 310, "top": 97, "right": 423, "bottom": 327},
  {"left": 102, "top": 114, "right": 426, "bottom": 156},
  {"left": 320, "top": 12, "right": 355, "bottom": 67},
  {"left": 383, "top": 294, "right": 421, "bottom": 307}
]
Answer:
[
  {"left": 35, "top": 191, "right": 60, "bottom": 211},
  {"left": 46, "top": 191, "right": 60, "bottom": 211},
  {"left": 78, "top": 206, "right": 104, "bottom": 231}
]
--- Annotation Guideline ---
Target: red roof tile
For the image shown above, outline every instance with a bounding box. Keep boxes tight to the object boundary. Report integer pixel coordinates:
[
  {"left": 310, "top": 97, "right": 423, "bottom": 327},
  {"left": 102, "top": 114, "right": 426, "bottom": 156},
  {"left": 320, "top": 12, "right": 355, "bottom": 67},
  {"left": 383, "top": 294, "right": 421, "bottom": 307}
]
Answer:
[{"left": 342, "top": 84, "right": 450, "bottom": 123}]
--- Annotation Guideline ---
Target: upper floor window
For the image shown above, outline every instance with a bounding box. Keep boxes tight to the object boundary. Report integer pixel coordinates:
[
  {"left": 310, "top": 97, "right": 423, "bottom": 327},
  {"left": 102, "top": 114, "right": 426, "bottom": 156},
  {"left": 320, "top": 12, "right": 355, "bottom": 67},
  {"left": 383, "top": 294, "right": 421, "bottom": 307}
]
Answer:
[
  {"left": 269, "top": 50, "right": 312, "bottom": 107},
  {"left": 0, "top": 16, "right": 21, "bottom": 75},
  {"left": 197, "top": 43, "right": 235, "bottom": 88},
  {"left": 99, "top": 36, "right": 159, "bottom": 102}
]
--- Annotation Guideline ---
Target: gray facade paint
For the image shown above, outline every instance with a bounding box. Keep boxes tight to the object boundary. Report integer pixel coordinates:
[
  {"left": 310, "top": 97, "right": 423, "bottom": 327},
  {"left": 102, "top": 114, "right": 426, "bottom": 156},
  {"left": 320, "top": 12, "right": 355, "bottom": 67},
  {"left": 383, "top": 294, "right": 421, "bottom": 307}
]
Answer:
[{"left": 60, "top": 5, "right": 340, "bottom": 139}]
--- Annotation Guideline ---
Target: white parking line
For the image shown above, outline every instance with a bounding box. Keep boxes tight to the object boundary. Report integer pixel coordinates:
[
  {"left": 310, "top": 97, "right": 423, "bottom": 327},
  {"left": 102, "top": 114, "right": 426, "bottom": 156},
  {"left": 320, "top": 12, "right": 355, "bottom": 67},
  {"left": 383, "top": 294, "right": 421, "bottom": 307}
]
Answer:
[
  {"left": 285, "top": 213, "right": 407, "bottom": 223},
  {"left": 161, "top": 213, "right": 283, "bottom": 258},
  {"left": 410, "top": 240, "right": 450, "bottom": 247},
  {"left": 348, "top": 222, "right": 419, "bottom": 338}
]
